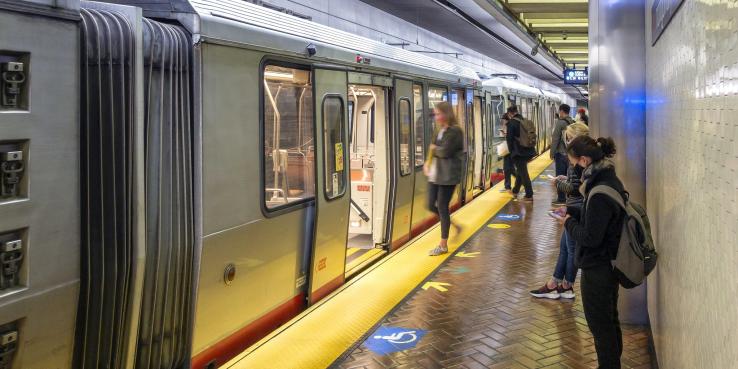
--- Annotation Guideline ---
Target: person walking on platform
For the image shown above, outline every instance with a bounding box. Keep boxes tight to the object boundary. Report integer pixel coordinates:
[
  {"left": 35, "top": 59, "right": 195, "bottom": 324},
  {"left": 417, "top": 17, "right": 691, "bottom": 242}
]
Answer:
[
  {"left": 551, "top": 104, "right": 575, "bottom": 206},
  {"left": 505, "top": 105, "right": 536, "bottom": 201},
  {"left": 557, "top": 135, "right": 624, "bottom": 369},
  {"left": 423, "top": 101, "right": 464, "bottom": 256},
  {"left": 530, "top": 122, "right": 590, "bottom": 300}
]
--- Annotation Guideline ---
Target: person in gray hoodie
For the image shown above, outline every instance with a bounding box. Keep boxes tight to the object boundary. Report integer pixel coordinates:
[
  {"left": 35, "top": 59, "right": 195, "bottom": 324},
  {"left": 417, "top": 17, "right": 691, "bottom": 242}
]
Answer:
[{"left": 551, "top": 104, "right": 575, "bottom": 205}]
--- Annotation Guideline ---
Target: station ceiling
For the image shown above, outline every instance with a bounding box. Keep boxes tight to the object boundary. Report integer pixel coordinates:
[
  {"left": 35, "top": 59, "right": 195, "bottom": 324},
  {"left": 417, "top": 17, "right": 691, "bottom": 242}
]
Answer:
[
  {"left": 359, "top": 0, "right": 589, "bottom": 98},
  {"left": 502, "top": 0, "right": 589, "bottom": 68}
]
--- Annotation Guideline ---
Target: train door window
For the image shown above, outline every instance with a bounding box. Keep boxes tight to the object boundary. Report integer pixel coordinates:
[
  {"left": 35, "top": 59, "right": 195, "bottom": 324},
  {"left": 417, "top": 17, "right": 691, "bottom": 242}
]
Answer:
[
  {"left": 323, "top": 96, "right": 346, "bottom": 199},
  {"left": 451, "top": 88, "right": 466, "bottom": 127},
  {"left": 413, "top": 84, "right": 424, "bottom": 167},
  {"left": 398, "top": 98, "right": 412, "bottom": 176},
  {"left": 427, "top": 86, "right": 447, "bottom": 132},
  {"left": 491, "top": 95, "right": 504, "bottom": 138},
  {"left": 263, "top": 64, "right": 315, "bottom": 210}
]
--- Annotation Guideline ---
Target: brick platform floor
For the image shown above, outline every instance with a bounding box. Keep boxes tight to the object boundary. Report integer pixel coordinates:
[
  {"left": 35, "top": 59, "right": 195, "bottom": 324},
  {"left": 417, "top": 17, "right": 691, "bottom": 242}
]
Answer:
[{"left": 334, "top": 165, "right": 653, "bottom": 369}]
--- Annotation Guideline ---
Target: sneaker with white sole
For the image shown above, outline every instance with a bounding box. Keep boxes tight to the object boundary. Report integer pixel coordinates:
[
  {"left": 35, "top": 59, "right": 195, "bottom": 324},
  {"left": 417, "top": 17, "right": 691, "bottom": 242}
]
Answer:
[
  {"left": 529, "top": 284, "right": 560, "bottom": 299},
  {"left": 558, "top": 286, "right": 575, "bottom": 299},
  {"left": 428, "top": 245, "right": 448, "bottom": 256}
]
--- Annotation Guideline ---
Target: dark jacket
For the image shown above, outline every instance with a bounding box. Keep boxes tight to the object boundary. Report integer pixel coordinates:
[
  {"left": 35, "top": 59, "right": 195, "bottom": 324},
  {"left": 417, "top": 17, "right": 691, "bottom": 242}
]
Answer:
[
  {"left": 556, "top": 164, "right": 584, "bottom": 209},
  {"left": 564, "top": 160, "right": 625, "bottom": 269},
  {"left": 505, "top": 114, "right": 536, "bottom": 159},
  {"left": 432, "top": 125, "right": 464, "bottom": 185},
  {"left": 550, "top": 116, "right": 574, "bottom": 158}
]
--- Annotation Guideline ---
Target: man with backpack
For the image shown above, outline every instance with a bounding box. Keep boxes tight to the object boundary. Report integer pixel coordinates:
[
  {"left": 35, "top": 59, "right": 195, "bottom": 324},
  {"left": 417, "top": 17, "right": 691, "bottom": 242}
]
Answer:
[
  {"left": 504, "top": 105, "right": 537, "bottom": 201},
  {"left": 551, "top": 104, "right": 575, "bottom": 206}
]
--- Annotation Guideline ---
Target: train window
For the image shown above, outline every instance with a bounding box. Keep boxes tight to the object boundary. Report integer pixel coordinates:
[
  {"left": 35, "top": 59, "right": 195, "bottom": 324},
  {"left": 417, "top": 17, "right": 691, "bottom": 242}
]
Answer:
[
  {"left": 348, "top": 100, "right": 354, "bottom": 143},
  {"left": 451, "top": 89, "right": 466, "bottom": 128},
  {"left": 413, "top": 84, "right": 424, "bottom": 167},
  {"left": 323, "top": 96, "right": 346, "bottom": 199},
  {"left": 398, "top": 98, "right": 412, "bottom": 176},
  {"left": 263, "top": 64, "right": 315, "bottom": 210}
]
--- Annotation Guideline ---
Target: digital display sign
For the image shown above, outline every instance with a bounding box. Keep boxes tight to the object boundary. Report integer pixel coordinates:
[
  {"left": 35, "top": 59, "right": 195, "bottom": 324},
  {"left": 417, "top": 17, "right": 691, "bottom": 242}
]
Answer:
[{"left": 564, "top": 68, "right": 588, "bottom": 85}]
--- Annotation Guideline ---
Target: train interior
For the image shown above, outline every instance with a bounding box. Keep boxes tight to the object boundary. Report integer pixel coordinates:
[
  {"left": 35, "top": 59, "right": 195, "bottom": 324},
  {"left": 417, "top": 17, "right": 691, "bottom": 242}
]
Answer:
[{"left": 345, "top": 84, "right": 389, "bottom": 276}]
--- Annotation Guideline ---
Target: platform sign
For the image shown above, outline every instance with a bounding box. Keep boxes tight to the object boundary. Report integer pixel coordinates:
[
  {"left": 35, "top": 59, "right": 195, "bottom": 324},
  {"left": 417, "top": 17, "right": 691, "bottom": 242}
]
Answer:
[
  {"left": 564, "top": 69, "right": 588, "bottom": 85},
  {"left": 651, "top": 0, "right": 685, "bottom": 45},
  {"left": 364, "top": 326, "right": 427, "bottom": 355}
]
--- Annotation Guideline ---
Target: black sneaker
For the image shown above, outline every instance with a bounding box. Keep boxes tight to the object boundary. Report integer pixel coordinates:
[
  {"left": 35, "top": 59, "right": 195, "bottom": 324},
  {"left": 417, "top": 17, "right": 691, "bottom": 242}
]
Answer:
[
  {"left": 530, "top": 284, "right": 560, "bottom": 299},
  {"left": 558, "top": 286, "right": 575, "bottom": 299},
  {"left": 551, "top": 200, "right": 566, "bottom": 206}
]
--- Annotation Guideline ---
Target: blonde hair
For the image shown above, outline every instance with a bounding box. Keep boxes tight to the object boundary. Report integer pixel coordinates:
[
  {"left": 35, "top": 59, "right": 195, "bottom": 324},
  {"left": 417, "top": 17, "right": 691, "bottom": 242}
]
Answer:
[
  {"left": 565, "top": 122, "right": 590, "bottom": 141},
  {"left": 433, "top": 101, "right": 459, "bottom": 127}
]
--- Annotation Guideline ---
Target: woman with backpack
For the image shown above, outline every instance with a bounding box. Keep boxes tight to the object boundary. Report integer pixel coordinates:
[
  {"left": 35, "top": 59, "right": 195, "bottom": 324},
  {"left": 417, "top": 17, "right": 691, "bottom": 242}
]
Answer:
[
  {"left": 530, "top": 122, "right": 590, "bottom": 300},
  {"left": 556, "top": 135, "right": 624, "bottom": 369},
  {"left": 423, "top": 101, "right": 464, "bottom": 256}
]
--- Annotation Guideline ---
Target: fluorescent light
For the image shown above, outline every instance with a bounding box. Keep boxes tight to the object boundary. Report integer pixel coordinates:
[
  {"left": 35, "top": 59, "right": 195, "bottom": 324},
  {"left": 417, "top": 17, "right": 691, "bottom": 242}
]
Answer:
[{"left": 265, "top": 70, "right": 294, "bottom": 81}]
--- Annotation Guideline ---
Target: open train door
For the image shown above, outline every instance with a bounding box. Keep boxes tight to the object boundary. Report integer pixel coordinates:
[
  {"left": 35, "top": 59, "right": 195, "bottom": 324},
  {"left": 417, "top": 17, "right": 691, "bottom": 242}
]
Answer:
[
  {"left": 388, "top": 78, "right": 415, "bottom": 250},
  {"left": 308, "top": 68, "right": 350, "bottom": 304}
]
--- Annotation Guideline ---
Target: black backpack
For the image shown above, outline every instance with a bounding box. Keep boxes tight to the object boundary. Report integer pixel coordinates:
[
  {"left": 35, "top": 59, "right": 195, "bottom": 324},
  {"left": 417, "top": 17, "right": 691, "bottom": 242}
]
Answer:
[{"left": 512, "top": 117, "right": 537, "bottom": 148}]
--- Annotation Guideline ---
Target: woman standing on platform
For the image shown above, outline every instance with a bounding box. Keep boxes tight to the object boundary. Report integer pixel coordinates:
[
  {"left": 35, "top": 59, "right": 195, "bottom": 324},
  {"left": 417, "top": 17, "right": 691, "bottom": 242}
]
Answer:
[
  {"left": 423, "top": 101, "right": 464, "bottom": 256},
  {"left": 530, "top": 122, "right": 590, "bottom": 300},
  {"left": 558, "top": 135, "right": 624, "bottom": 369}
]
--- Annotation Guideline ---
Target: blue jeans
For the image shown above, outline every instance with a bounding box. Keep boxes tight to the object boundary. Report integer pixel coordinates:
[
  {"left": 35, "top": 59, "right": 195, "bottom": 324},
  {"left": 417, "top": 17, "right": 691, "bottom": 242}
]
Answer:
[
  {"left": 553, "top": 230, "right": 577, "bottom": 284},
  {"left": 554, "top": 153, "right": 569, "bottom": 202}
]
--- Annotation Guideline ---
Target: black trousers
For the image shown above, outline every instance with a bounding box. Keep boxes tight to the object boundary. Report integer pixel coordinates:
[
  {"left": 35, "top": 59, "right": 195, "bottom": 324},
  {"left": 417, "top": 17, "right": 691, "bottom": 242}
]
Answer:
[
  {"left": 511, "top": 156, "right": 533, "bottom": 198},
  {"left": 581, "top": 264, "right": 623, "bottom": 369},
  {"left": 503, "top": 155, "right": 513, "bottom": 189},
  {"left": 428, "top": 183, "right": 455, "bottom": 239}
]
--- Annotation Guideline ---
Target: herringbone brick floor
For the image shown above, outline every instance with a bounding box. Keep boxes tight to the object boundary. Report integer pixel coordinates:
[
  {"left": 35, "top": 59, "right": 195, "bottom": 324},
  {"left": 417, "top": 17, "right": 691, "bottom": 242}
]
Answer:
[{"left": 333, "top": 165, "right": 653, "bottom": 369}]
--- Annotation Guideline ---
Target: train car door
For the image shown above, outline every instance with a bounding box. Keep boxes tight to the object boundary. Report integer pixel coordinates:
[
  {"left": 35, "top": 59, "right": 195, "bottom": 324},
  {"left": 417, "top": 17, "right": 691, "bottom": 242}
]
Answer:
[
  {"left": 388, "top": 78, "right": 415, "bottom": 250},
  {"left": 463, "top": 88, "right": 475, "bottom": 202},
  {"left": 483, "top": 90, "right": 494, "bottom": 189},
  {"left": 472, "top": 93, "right": 484, "bottom": 196},
  {"left": 308, "top": 68, "right": 350, "bottom": 304}
]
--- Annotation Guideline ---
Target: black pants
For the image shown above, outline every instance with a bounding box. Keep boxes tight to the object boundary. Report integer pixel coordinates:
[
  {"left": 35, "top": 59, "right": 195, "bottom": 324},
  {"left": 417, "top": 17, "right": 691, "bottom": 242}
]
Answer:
[
  {"left": 554, "top": 153, "right": 569, "bottom": 202},
  {"left": 511, "top": 156, "right": 533, "bottom": 198},
  {"left": 581, "top": 264, "right": 623, "bottom": 369},
  {"left": 503, "top": 155, "right": 513, "bottom": 189},
  {"left": 428, "top": 183, "right": 455, "bottom": 239}
]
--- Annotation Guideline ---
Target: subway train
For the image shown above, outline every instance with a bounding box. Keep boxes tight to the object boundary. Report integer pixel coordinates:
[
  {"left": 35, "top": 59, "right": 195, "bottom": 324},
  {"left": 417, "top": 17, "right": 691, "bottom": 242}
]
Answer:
[{"left": 0, "top": 1, "right": 571, "bottom": 368}]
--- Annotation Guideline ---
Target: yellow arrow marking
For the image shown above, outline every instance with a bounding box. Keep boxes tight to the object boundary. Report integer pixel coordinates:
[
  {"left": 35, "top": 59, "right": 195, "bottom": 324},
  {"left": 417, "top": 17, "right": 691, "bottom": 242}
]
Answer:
[
  {"left": 422, "top": 281, "right": 451, "bottom": 292},
  {"left": 456, "top": 251, "right": 480, "bottom": 258},
  {"left": 488, "top": 223, "right": 511, "bottom": 229}
]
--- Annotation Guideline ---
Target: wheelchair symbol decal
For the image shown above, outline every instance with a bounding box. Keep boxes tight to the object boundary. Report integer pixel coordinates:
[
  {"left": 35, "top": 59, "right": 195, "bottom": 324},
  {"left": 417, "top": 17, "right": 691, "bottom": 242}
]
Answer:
[
  {"left": 373, "top": 330, "right": 418, "bottom": 344},
  {"left": 364, "top": 326, "right": 427, "bottom": 355}
]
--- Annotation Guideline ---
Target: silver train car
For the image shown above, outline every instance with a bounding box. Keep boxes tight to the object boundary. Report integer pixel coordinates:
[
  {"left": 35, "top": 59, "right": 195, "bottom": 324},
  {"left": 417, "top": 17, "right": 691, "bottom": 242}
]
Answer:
[{"left": 0, "top": 1, "right": 569, "bottom": 368}]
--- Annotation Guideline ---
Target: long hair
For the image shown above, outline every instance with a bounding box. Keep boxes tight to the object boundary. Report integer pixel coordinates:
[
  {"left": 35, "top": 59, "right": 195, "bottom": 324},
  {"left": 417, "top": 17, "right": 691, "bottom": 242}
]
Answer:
[{"left": 433, "top": 101, "right": 459, "bottom": 127}]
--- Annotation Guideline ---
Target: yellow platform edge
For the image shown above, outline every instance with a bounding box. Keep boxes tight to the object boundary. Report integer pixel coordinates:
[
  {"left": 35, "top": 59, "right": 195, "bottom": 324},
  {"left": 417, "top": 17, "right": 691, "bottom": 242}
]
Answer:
[{"left": 223, "top": 154, "right": 553, "bottom": 369}]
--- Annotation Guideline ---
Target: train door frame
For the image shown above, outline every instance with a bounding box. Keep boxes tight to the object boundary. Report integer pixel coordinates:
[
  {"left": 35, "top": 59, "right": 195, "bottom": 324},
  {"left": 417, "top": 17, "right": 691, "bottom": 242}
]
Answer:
[
  {"left": 388, "top": 77, "right": 416, "bottom": 251},
  {"left": 472, "top": 91, "right": 484, "bottom": 196},
  {"left": 408, "top": 81, "right": 432, "bottom": 239},
  {"left": 344, "top": 75, "right": 392, "bottom": 276},
  {"left": 307, "top": 67, "right": 350, "bottom": 304}
]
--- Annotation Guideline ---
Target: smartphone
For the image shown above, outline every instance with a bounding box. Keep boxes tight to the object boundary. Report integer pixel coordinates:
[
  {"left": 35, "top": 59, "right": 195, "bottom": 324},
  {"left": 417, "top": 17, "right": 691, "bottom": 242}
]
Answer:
[{"left": 547, "top": 211, "right": 565, "bottom": 221}]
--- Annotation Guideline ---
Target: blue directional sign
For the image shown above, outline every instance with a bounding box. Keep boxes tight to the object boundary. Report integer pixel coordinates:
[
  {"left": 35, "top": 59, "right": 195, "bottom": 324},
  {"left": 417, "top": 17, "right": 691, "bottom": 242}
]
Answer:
[
  {"left": 496, "top": 213, "right": 521, "bottom": 221},
  {"left": 564, "top": 68, "right": 588, "bottom": 85},
  {"left": 449, "top": 266, "right": 470, "bottom": 274},
  {"left": 363, "top": 326, "right": 427, "bottom": 355}
]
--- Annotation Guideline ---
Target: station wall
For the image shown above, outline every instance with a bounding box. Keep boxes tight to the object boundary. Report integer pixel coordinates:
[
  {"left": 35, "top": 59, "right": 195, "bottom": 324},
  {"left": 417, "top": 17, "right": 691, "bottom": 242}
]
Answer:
[{"left": 646, "top": 1, "right": 738, "bottom": 368}]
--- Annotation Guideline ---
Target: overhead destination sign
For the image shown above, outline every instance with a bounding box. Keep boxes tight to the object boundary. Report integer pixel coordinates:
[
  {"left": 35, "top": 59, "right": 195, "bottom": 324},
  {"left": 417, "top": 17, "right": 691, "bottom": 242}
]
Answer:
[{"left": 564, "top": 68, "right": 588, "bottom": 85}]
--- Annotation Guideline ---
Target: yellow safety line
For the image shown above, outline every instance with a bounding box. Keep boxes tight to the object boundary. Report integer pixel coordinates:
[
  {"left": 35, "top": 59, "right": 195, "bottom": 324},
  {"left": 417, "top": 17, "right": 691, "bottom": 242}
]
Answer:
[
  {"left": 224, "top": 154, "right": 553, "bottom": 369},
  {"left": 345, "top": 248, "right": 384, "bottom": 277},
  {"left": 345, "top": 247, "right": 362, "bottom": 257}
]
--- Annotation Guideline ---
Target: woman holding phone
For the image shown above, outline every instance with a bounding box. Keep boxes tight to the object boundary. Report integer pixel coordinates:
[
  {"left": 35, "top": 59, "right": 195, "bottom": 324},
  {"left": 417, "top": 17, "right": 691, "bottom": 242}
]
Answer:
[
  {"left": 558, "top": 135, "right": 624, "bottom": 369},
  {"left": 531, "top": 122, "right": 590, "bottom": 299},
  {"left": 423, "top": 101, "right": 464, "bottom": 256}
]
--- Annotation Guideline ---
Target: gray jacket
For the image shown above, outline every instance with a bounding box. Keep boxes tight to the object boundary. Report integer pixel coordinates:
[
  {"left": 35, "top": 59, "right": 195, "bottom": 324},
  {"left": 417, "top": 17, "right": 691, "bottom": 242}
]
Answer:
[
  {"left": 432, "top": 125, "right": 464, "bottom": 186},
  {"left": 550, "top": 116, "right": 574, "bottom": 158}
]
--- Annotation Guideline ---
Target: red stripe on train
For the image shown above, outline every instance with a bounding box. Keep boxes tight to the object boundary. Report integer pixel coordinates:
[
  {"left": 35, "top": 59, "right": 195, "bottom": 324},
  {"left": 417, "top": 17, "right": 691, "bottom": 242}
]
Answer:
[{"left": 190, "top": 293, "right": 305, "bottom": 369}]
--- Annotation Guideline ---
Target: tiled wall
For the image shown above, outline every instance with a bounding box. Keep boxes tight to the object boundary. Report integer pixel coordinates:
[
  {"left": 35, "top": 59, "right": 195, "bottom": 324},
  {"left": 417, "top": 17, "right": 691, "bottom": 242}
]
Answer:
[{"left": 646, "top": 1, "right": 738, "bottom": 367}]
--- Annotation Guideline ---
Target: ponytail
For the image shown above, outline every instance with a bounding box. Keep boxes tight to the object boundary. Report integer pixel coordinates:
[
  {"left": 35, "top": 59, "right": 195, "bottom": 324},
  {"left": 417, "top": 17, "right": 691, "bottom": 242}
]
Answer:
[{"left": 567, "top": 136, "right": 616, "bottom": 161}]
